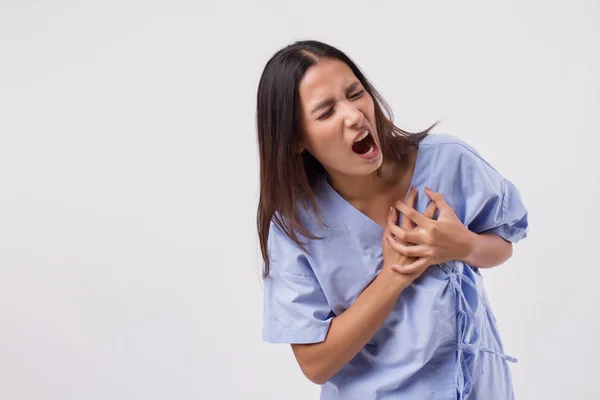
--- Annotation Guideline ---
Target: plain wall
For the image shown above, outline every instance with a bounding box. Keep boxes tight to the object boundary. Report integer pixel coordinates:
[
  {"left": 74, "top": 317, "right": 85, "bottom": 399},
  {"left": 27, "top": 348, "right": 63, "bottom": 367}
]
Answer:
[{"left": 1, "top": 1, "right": 598, "bottom": 399}]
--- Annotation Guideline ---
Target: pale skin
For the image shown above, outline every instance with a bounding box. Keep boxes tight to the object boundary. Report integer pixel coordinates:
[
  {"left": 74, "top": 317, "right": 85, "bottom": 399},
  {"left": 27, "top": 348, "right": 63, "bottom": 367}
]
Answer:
[{"left": 289, "top": 57, "right": 512, "bottom": 384}]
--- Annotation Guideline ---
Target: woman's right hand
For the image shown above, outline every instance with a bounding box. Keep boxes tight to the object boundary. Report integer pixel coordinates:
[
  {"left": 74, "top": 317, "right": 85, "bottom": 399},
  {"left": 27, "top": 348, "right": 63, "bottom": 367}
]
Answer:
[{"left": 381, "top": 187, "right": 433, "bottom": 289}]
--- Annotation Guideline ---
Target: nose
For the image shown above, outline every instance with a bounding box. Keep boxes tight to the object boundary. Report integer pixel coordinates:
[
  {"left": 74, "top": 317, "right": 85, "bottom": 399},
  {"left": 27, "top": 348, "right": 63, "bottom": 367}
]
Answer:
[{"left": 341, "top": 101, "right": 365, "bottom": 129}]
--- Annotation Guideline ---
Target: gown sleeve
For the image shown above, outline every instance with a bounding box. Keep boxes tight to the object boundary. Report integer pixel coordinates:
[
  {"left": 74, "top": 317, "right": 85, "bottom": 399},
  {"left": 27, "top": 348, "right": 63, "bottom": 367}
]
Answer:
[
  {"left": 452, "top": 139, "right": 529, "bottom": 243},
  {"left": 262, "top": 221, "right": 334, "bottom": 344}
]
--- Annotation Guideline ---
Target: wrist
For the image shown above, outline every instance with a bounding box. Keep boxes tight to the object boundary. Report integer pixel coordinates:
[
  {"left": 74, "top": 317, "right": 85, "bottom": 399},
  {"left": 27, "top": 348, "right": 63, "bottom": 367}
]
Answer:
[{"left": 377, "top": 267, "right": 409, "bottom": 295}]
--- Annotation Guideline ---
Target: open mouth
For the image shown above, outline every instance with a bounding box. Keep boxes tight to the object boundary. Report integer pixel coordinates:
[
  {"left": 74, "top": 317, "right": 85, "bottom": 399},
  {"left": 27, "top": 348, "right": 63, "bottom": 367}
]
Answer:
[{"left": 352, "top": 130, "right": 376, "bottom": 155}]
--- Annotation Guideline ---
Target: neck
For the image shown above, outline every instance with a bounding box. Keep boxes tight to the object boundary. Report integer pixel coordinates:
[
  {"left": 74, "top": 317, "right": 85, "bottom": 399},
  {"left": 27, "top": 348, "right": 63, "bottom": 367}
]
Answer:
[{"left": 326, "top": 160, "right": 401, "bottom": 203}]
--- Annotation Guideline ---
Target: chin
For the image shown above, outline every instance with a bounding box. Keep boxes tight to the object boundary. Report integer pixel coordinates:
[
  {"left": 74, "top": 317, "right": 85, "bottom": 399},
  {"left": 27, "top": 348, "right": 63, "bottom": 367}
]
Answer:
[{"left": 352, "top": 157, "right": 384, "bottom": 177}]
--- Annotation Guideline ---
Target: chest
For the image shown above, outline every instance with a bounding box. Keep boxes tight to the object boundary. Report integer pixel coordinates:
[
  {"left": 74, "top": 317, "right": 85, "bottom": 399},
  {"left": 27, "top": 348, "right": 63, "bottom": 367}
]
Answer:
[
  {"left": 308, "top": 229, "right": 384, "bottom": 315},
  {"left": 349, "top": 185, "right": 410, "bottom": 229},
  {"left": 353, "top": 198, "right": 395, "bottom": 228}
]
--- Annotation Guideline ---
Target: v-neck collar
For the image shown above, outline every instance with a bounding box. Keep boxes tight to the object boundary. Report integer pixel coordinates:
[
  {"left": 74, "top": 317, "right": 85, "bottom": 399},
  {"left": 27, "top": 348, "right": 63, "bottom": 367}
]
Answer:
[{"left": 321, "top": 142, "right": 424, "bottom": 234}]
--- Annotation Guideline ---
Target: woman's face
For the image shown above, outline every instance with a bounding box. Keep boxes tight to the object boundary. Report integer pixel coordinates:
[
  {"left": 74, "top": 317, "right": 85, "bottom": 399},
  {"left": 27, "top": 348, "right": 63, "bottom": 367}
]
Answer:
[{"left": 298, "top": 58, "right": 383, "bottom": 179}]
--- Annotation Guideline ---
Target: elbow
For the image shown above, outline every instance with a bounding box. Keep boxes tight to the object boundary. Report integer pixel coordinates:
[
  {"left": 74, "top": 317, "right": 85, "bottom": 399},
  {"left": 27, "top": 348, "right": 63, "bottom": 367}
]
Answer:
[
  {"left": 301, "top": 364, "right": 331, "bottom": 385},
  {"left": 292, "top": 342, "right": 336, "bottom": 385},
  {"left": 293, "top": 349, "right": 333, "bottom": 385},
  {"left": 311, "top": 376, "right": 329, "bottom": 385},
  {"left": 502, "top": 240, "right": 513, "bottom": 263},
  {"left": 487, "top": 240, "right": 513, "bottom": 268}
]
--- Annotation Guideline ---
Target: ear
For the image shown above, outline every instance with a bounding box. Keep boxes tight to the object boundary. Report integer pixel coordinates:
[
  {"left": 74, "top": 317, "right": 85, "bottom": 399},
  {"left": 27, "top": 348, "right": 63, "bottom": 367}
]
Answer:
[
  {"left": 297, "top": 139, "right": 306, "bottom": 154},
  {"left": 296, "top": 125, "right": 308, "bottom": 154}
]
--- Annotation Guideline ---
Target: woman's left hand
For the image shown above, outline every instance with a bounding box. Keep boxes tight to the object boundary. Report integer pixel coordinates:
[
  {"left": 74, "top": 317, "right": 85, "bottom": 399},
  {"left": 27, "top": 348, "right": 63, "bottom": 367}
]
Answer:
[{"left": 386, "top": 187, "right": 476, "bottom": 271}]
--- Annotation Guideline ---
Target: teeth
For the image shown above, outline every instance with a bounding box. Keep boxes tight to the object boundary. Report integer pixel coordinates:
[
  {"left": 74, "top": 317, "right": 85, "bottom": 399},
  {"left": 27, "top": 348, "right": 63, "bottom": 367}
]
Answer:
[{"left": 354, "top": 130, "right": 369, "bottom": 143}]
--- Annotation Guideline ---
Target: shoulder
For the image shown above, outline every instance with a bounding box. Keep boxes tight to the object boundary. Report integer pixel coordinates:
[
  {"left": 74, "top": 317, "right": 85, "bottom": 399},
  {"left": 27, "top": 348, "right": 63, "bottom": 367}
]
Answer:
[
  {"left": 419, "top": 133, "right": 501, "bottom": 175},
  {"left": 268, "top": 214, "right": 300, "bottom": 254},
  {"left": 266, "top": 217, "right": 317, "bottom": 278},
  {"left": 419, "top": 133, "right": 480, "bottom": 156}
]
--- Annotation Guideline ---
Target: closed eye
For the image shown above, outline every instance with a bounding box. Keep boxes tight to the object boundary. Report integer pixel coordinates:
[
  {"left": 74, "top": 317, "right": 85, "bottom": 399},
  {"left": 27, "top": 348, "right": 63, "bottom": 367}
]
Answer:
[
  {"left": 317, "top": 90, "right": 365, "bottom": 120},
  {"left": 318, "top": 109, "right": 334, "bottom": 120},
  {"left": 351, "top": 90, "right": 364, "bottom": 99}
]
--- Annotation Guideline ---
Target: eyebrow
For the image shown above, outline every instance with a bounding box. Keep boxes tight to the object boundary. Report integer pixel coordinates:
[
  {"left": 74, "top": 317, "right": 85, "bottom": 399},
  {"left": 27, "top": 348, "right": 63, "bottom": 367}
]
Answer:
[{"left": 310, "top": 81, "right": 362, "bottom": 114}]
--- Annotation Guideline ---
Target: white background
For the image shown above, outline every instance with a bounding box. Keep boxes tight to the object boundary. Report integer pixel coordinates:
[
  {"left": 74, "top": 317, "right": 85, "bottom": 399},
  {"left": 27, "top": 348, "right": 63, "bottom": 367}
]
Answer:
[{"left": 1, "top": 1, "right": 598, "bottom": 399}]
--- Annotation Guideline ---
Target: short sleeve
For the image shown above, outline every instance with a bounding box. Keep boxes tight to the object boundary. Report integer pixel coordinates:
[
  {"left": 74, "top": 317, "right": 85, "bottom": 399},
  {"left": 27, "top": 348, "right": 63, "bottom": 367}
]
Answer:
[
  {"left": 262, "top": 222, "right": 334, "bottom": 344},
  {"left": 453, "top": 140, "right": 529, "bottom": 243}
]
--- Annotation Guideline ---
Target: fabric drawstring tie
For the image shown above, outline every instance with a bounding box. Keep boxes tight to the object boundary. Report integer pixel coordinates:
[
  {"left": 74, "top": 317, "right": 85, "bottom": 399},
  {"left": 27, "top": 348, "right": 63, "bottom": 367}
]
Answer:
[{"left": 438, "top": 264, "right": 517, "bottom": 399}]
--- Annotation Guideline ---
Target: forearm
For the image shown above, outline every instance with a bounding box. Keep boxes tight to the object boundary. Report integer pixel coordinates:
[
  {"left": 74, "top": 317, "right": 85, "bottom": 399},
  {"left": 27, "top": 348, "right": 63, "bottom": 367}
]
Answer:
[
  {"left": 461, "top": 231, "right": 513, "bottom": 268},
  {"left": 292, "top": 269, "right": 406, "bottom": 385}
]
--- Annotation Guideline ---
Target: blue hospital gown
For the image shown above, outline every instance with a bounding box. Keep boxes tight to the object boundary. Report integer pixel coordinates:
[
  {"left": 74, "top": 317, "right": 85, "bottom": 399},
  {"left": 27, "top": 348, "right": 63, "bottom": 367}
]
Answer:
[{"left": 262, "top": 133, "right": 529, "bottom": 399}]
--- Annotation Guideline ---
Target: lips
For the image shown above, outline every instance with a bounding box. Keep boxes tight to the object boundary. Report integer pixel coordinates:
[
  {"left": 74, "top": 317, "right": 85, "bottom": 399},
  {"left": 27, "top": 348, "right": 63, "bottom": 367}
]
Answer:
[{"left": 352, "top": 130, "right": 375, "bottom": 155}]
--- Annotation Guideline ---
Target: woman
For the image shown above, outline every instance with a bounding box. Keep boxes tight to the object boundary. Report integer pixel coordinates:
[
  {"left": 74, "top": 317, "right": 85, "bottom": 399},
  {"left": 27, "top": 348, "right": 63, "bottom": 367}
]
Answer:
[{"left": 256, "top": 40, "right": 528, "bottom": 400}]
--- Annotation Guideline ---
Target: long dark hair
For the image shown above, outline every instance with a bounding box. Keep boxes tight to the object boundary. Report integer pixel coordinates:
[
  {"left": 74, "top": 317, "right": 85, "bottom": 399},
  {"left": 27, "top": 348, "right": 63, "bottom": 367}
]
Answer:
[{"left": 256, "top": 40, "right": 438, "bottom": 278}]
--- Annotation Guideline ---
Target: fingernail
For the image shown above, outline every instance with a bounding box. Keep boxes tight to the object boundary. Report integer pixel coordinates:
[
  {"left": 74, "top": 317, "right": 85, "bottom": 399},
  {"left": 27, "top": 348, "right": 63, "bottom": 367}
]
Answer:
[{"left": 389, "top": 207, "right": 394, "bottom": 215}]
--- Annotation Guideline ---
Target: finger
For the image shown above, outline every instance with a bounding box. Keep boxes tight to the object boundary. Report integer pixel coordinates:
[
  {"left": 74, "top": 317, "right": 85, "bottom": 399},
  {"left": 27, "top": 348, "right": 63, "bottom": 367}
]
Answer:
[
  {"left": 385, "top": 235, "right": 410, "bottom": 256},
  {"left": 385, "top": 236, "right": 430, "bottom": 257},
  {"left": 402, "top": 187, "right": 418, "bottom": 230},
  {"left": 384, "top": 207, "right": 398, "bottom": 235},
  {"left": 423, "top": 200, "right": 438, "bottom": 220},
  {"left": 406, "top": 187, "right": 417, "bottom": 208},
  {"left": 391, "top": 258, "right": 430, "bottom": 274},
  {"left": 394, "top": 200, "right": 432, "bottom": 228},
  {"left": 388, "top": 221, "right": 425, "bottom": 244},
  {"left": 424, "top": 187, "right": 450, "bottom": 212}
]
